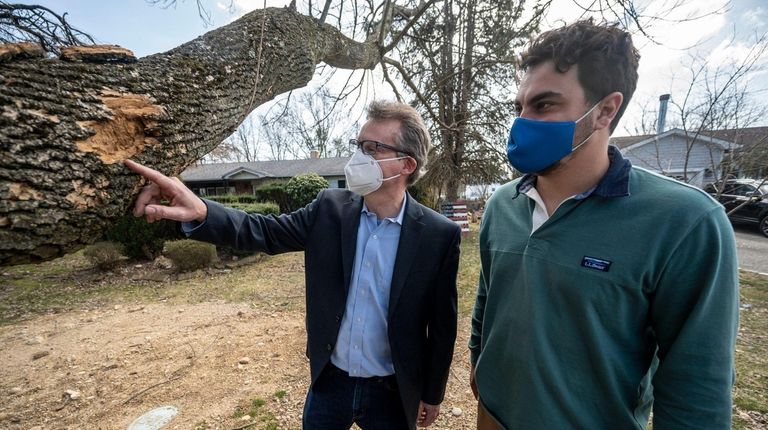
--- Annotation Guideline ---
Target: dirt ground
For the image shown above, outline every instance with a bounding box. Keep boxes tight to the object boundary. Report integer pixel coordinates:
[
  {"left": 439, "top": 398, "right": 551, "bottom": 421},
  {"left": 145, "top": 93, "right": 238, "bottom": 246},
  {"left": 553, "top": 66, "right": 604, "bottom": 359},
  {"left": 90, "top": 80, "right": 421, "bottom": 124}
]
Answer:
[
  {"left": 4, "top": 250, "right": 764, "bottom": 430},
  {"left": 0, "top": 299, "right": 477, "bottom": 430}
]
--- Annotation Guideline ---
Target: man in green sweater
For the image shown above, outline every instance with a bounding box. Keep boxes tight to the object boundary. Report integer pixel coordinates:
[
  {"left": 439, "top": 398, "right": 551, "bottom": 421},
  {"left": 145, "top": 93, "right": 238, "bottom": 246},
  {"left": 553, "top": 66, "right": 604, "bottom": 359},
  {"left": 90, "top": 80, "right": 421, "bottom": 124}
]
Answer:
[{"left": 469, "top": 20, "right": 739, "bottom": 429}]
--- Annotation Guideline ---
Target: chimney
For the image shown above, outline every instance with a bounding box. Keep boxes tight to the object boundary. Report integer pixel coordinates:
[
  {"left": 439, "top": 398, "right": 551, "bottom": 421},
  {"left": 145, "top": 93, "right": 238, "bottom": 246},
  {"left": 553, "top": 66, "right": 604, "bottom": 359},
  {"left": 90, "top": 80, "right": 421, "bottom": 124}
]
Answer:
[
  {"left": 310, "top": 150, "right": 320, "bottom": 159},
  {"left": 657, "top": 94, "right": 670, "bottom": 135}
]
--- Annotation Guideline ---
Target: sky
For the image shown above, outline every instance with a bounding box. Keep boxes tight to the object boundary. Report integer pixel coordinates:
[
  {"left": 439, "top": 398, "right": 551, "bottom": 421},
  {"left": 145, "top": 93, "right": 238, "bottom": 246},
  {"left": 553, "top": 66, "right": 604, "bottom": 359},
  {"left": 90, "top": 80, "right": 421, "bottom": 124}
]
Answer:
[{"left": 13, "top": 0, "right": 768, "bottom": 140}]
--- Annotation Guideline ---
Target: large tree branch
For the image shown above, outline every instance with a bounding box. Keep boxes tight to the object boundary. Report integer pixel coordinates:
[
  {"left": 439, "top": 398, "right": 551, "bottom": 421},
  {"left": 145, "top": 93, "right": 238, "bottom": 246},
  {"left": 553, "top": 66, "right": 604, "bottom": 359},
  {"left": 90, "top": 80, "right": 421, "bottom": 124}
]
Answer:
[{"left": 0, "top": 7, "right": 396, "bottom": 265}]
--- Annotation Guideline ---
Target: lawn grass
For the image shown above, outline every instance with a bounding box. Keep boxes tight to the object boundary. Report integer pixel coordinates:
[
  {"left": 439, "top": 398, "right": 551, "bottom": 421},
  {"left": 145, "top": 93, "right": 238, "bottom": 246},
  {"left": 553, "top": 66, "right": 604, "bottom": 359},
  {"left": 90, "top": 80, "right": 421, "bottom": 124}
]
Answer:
[
  {"left": 0, "top": 249, "right": 306, "bottom": 325},
  {"left": 733, "top": 271, "right": 768, "bottom": 429},
  {"left": 457, "top": 225, "right": 482, "bottom": 317},
  {"left": 1, "top": 227, "right": 766, "bottom": 427},
  {"left": 457, "top": 225, "right": 768, "bottom": 428}
]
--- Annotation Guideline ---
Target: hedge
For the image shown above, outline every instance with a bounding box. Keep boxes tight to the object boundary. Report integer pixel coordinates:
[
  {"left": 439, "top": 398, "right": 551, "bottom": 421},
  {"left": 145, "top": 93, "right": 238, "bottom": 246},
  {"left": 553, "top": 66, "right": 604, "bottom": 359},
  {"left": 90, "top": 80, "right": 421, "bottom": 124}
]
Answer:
[{"left": 227, "top": 202, "right": 280, "bottom": 216}]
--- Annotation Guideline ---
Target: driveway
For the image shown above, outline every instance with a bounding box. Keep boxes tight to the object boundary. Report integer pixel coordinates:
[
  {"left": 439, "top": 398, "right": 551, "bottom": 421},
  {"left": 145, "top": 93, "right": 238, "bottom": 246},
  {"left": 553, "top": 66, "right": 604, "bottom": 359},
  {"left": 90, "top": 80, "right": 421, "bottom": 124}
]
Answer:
[{"left": 732, "top": 224, "right": 768, "bottom": 275}]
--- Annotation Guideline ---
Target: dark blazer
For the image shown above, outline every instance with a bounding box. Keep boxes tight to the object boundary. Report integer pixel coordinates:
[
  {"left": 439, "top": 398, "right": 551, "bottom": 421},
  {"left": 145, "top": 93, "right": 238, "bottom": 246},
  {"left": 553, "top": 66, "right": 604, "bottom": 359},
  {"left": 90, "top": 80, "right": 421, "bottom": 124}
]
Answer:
[{"left": 189, "top": 189, "right": 461, "bottom": 428}]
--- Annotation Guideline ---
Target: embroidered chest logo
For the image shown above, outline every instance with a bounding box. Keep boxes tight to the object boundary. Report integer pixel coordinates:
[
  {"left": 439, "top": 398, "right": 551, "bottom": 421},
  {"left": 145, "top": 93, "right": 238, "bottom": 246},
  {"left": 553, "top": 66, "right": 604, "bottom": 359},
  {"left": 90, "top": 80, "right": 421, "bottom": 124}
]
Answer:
[{"left": 581, "top": 256, "right": 612, "bottom": 272}]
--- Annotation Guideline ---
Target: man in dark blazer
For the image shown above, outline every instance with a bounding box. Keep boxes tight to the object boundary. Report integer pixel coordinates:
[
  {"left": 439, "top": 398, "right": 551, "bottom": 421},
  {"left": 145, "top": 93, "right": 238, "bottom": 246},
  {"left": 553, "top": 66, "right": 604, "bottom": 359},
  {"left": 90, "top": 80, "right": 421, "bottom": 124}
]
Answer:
[{"left": 125, "top": 100, "right": 461, "bottom": 430}]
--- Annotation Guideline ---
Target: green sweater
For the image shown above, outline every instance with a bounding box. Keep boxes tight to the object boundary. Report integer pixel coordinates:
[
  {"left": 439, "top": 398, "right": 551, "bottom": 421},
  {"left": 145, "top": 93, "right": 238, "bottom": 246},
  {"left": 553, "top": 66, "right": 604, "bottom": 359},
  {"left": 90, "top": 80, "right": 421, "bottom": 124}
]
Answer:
[{"left": 469, "top": 149, "right": 739, "bottom": 429}]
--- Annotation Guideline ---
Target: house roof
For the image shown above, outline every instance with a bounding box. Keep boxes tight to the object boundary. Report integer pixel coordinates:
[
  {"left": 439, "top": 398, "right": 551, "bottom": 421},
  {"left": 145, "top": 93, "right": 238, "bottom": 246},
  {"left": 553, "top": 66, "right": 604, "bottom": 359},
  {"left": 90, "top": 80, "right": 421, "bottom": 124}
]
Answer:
[
  {"left": 611, "top": 126, "right": 768, "bottom": 150},
  {"left": 610, "top": 134, "right": 653, "bottom": 149},
  {"left": 705, "top": 126, "right": 768, "bottom": 151},
  {"left": 180, "top": 157, "right": 349, "bottom": 182}
]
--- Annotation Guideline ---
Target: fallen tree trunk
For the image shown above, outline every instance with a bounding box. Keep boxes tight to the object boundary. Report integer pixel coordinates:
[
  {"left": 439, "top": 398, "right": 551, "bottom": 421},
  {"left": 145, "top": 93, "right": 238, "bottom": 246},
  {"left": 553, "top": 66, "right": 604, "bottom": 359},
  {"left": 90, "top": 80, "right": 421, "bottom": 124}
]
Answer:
[{"left": 0, "top": 7, "right": 380, "bottom": 265}]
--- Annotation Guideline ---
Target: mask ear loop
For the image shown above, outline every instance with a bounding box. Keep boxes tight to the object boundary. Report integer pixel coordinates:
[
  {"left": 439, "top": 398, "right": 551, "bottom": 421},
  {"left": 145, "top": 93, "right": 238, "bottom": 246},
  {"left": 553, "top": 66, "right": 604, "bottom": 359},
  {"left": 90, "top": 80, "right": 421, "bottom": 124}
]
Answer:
[
  {"left": 377, "top": 155, "right": 410, "bottom": 182},
  {"left": 576, "top": 101, "right": 600, "bottom": 122},
  {"left": 572, "top": 129, "right": 597, "bottom": 152},
  {"left": 375, "top": 155, "right": 409, "bottom": 163},
  {"left": 572, "top": 102, "right": 601, "bottom": 152}
]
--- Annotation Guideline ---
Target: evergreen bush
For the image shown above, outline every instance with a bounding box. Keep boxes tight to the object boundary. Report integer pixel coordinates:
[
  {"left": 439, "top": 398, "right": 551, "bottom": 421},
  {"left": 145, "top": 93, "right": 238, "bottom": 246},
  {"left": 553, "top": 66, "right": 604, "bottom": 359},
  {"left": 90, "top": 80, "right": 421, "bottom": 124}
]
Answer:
[
  {"left": 163, "top": 240, "right": 218, "bottom": 272},
  {"left": 227, "top": 202, "right": 280, "bottom": 215},
  {"left": 207, "top": 194, "right": 258, "bottom": 204},
  {"left": 105, "top": 215, "right": 180, "bottom": 260},
  {"left": 286, "top": 173, "right": 328, "bottom": 211},
  {"left": 254, "top": 182, "right": 292, "bottom": 213}
]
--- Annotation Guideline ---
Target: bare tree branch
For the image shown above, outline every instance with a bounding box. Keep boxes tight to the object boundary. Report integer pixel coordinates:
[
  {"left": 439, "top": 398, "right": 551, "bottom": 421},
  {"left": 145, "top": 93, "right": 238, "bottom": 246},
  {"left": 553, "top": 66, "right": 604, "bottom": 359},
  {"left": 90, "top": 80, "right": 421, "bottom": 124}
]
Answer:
[
  {"left": 0, "top": 2, "right": 94, "bottom": 55},
  {"left": 382, "top": 56, "right": 453, "bottom": 129}
]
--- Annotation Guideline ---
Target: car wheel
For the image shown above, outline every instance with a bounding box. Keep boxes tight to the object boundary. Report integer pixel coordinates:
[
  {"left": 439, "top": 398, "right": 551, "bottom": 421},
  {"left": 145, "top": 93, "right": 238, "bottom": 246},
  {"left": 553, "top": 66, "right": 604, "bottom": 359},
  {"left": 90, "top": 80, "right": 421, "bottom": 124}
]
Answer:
[{"left": 761, "top": 216, "right": 768, "bottom": 238}]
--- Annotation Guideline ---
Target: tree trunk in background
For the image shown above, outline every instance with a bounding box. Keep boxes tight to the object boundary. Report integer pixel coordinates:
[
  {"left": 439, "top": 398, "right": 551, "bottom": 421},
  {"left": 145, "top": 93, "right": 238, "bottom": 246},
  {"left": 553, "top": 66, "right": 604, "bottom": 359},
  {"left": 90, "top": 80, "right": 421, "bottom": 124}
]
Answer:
[{"left": 0, "top": 7, "right": 381, "bottom": 265}]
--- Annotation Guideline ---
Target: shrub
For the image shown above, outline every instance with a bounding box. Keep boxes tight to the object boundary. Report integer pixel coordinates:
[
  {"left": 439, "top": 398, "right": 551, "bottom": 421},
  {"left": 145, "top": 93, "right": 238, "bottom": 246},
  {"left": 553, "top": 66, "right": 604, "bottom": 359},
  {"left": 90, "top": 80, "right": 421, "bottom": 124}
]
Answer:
[
  {"left": 163, "top": 240, "right": 218, "bottom": 272},
  {"left": 105, "top": 215, "right": 180, "bottom": 260},
  {"left": 254, "top": 182, "right": 292, "bottom": 213},
  {"left": 206, "top": 194, "right": 234, "bottom": 204},
  {"left": 83, "top": 241, "right": 124, "bottom": 270},
  {"left": 286, "top": 173, "right": 328, "bottom": 211},
  {"left": 227, "top": 202, "right": 280, "bottom": 216},
  {"left": 207, "top": 194, "right": 258, "bottom": 204}
]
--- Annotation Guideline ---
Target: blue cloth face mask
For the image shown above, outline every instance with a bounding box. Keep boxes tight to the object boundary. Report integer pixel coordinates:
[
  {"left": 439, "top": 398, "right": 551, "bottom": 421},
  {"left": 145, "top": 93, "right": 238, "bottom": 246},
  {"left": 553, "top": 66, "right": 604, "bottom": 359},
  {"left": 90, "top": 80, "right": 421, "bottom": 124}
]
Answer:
[{"left": 506, "top": 103, "right": 599, "bottom": 174}]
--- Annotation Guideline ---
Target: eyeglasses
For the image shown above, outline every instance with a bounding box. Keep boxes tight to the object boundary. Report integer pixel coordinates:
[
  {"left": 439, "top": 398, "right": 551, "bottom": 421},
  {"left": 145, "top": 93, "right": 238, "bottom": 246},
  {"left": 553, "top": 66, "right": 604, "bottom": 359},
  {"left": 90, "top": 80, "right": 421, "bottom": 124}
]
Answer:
[{"left": 349, "top": 139, "right": 414, "bottom": 157}]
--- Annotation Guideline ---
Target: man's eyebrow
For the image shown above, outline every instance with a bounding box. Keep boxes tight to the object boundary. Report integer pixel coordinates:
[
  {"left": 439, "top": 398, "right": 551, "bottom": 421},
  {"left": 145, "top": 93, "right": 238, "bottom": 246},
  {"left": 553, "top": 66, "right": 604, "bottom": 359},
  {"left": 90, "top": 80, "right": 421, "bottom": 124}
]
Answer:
[{"left": 524, "top": 91, "right": 563, "bottom": 105}]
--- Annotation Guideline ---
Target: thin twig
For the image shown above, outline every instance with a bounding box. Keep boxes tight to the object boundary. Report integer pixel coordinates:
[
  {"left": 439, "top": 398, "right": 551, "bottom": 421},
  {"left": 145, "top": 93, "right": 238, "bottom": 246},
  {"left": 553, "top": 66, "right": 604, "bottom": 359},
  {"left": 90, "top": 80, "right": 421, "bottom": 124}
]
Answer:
[
  {"left": 229, "top": 422, "right": 258, "bottom": 430},
  {"left": 123, "top": 373, "right": 183, "bottom": 404}
]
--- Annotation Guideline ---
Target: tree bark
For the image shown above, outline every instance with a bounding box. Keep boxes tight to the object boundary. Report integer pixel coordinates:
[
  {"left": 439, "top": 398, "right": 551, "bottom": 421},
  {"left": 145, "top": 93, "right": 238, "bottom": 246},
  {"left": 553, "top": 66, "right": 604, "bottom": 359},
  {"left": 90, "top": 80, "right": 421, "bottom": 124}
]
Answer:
[{"left": 0, "top": 7, "right": 381, "bottom": 265}]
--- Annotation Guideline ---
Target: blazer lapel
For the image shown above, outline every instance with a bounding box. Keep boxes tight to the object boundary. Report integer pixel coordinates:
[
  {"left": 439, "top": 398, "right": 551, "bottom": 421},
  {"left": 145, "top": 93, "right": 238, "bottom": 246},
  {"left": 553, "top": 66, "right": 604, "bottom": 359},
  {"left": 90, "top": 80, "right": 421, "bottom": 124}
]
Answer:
[
  {"left": 341, "top": 194, "right": 363, "bottom": 294},
  {"left": 388, "top": 193, "right": 424, "bottom": 320}
]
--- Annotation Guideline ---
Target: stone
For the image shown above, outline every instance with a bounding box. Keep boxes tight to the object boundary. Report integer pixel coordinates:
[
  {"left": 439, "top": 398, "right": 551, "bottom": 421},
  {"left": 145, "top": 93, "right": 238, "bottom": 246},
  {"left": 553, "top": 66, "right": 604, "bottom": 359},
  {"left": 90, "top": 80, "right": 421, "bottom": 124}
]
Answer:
[
  {"left": 153, "top": 256, "right": 174, "bottom": 270},
  {"left": 64, "top": 390, "right": 81, "bottom": 400},
  {"left": 32, "top": 350, "right": 50, "bottom": 360},
  {"left": 451, "top": 407, "right": 463, "bottom": 417},
  {"left": 238, "top": 357, "right": 251, "bottom": 365}
]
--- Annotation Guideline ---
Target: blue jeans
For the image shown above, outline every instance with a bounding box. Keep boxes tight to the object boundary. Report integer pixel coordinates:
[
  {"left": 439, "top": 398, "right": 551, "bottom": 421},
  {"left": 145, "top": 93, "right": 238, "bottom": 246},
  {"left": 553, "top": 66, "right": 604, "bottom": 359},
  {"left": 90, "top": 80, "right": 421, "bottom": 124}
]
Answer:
[{"left": 303, "top": 363, "right": 410, "bottom": 430}]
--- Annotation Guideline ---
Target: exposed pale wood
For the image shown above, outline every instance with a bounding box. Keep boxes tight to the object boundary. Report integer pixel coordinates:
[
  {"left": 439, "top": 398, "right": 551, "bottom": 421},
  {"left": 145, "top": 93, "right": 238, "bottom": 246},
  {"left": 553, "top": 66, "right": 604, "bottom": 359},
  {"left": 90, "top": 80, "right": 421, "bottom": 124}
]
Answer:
[
  {"left": 0, "top": 42, "right": 45, "bottom": 63},
  {"left": 59, "top": 44, "right": 137, "bottom": 63}
]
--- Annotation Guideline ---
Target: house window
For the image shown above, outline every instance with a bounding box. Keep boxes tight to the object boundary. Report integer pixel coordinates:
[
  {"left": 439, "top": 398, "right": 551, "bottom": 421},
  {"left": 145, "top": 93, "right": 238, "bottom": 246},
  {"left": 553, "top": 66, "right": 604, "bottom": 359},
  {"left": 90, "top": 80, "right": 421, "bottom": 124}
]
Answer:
[
  {"left": 337, "top": 179, "right": 346, "bottom": 189},
  {"left": 207, "top": 186, "right": 235, "bottom": 196}
]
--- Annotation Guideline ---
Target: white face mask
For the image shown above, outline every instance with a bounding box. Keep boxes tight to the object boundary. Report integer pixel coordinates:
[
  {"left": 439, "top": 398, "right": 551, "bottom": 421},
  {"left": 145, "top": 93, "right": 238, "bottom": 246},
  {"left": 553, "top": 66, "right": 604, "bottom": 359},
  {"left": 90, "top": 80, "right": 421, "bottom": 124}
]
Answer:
[{"left": 344, "top": 149, "right": 406, "bottom": 196}]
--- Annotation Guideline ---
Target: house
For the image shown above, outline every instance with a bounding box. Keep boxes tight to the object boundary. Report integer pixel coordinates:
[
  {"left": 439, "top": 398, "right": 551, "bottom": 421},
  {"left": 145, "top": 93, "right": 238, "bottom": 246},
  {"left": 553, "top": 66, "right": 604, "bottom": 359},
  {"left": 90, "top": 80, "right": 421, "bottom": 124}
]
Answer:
[
  {"left": 464, "top": 183, "right": 502, "bottom": 201},
  {"left": 612, "top": 126, "right": 768, "bottom": 188},
  {"left": 180, "top": 154, "right": 348, "bottom": 196}
]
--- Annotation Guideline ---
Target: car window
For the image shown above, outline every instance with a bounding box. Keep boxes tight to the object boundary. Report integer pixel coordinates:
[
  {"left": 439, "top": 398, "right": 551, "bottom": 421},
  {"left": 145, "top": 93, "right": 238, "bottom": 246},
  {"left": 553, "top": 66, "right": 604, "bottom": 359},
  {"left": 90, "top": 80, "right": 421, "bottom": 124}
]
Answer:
[
  {"left": 706, "top": 182, "right": 767, "bottom": 197},
  {"left": 740, "top": 185, "right": 760, "bottom": 197}
]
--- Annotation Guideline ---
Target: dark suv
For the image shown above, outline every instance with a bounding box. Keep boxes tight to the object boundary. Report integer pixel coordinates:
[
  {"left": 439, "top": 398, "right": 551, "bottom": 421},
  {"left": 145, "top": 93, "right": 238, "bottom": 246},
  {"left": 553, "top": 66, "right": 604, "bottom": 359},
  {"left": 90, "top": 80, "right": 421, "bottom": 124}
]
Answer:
[{"left": 704, "top": 179, "right": 768, "bottom": 237}]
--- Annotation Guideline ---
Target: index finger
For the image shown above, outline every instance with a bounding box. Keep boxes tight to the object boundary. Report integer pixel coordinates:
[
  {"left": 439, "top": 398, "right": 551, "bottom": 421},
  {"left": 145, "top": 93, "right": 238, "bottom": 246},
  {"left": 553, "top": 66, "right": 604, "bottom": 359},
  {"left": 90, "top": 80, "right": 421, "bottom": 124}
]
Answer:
[{"left": 124, "top": 159, "right": 176, "bottom": 188}]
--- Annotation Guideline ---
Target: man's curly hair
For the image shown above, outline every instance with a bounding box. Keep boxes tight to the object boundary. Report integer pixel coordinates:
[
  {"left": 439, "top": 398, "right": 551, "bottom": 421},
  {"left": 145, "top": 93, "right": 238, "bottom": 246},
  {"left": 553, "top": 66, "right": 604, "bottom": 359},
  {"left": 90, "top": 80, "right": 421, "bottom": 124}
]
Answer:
[{"left": 520, "top": 19, "right": 640, "bottom": 133}]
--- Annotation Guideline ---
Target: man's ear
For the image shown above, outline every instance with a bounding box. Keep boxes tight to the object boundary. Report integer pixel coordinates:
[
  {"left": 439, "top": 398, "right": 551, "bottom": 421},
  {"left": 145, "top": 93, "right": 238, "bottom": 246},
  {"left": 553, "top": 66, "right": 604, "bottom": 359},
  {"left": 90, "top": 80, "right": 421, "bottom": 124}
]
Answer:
[
  {"left": 595, "top": 92, "right": 623, "bottom": 130},
  {"left": 401, "top": 157, "right": 417, "bottom": 176}
]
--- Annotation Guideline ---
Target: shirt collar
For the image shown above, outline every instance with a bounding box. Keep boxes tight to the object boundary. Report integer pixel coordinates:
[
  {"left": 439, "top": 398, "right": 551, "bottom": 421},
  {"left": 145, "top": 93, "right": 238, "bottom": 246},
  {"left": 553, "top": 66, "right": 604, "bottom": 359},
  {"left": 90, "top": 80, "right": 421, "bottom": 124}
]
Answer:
[
  {"left": 513, "top": 146, "right": 632, "bottom": 199},
  {"left": 361, "top": 194, "right": 407, "bottom": 225}
]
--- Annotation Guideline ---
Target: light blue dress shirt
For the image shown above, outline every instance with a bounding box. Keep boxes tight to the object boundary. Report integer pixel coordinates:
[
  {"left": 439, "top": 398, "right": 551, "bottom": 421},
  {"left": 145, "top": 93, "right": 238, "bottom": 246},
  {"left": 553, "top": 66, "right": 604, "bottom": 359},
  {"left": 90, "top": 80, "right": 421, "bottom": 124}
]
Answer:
[{"left": 330, "top": 196, "right": 406, "bottom": 377}]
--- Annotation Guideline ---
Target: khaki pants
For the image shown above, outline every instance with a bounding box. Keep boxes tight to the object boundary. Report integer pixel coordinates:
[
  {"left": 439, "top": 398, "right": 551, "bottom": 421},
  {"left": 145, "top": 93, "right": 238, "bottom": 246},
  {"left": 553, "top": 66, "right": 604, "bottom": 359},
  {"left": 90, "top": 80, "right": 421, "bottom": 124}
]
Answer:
[{"left": 477, "top": 402, "right": 502, "bottom": 430}]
